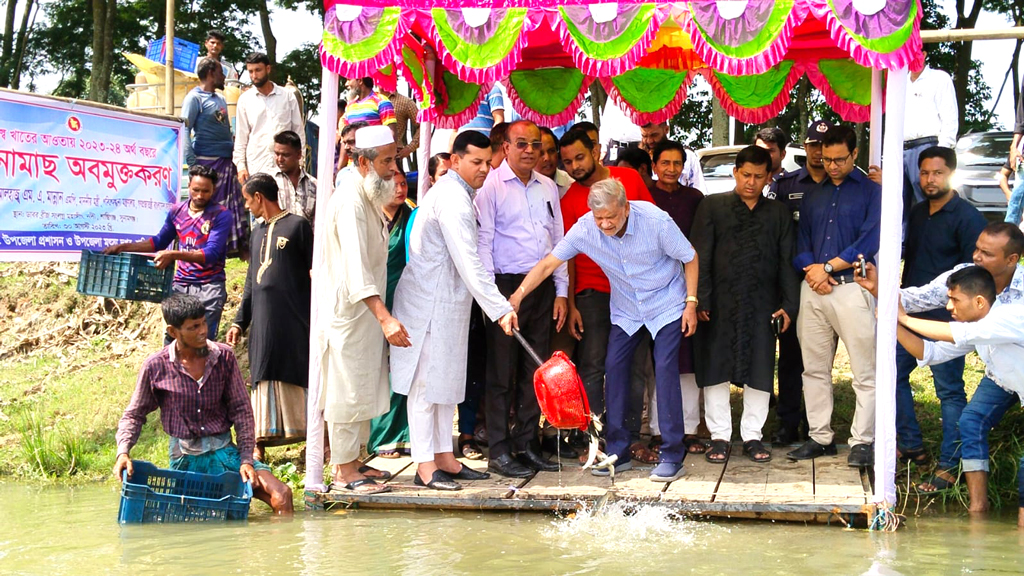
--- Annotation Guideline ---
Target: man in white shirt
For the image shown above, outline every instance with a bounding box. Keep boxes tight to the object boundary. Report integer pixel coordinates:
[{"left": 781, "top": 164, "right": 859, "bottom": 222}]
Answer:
[
  {"left": 537, "top": 126, "right": 574, "bottom": 198},
  {"left": 902, "top": 64, "right": 958, "bottom": 209},
  {"left": 895, "top": 266, "right": 1024, "bottom": 528},
  {"left": 233, "top": 52, "right": 305, "bottom": 185}
]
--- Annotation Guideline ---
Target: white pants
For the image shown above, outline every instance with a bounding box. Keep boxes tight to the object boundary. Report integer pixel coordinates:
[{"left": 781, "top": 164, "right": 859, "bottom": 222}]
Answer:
[
  {"left": 328, "top": 420, "right": 370, "bottom": 465},
  {"left": 650, "top": 374, "right": 701, "bottom": 436},
  {"left": 703, "top": 382, "right": 771, "bottom": 443},
  {"left": 406, "top": 333, "right": 456, "bottom": 463}
]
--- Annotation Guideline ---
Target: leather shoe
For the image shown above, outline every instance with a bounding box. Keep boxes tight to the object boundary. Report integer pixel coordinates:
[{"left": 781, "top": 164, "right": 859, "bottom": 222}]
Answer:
[
  {"left": 449, "top": 464, "right": 491, "bottom": 481},
  {"left": 487, "top": 454, "right": 533, "bottom": 478},
  {"left": 848, "top": 443, "right": 873, "bottom": 468},
  {"left": 541, "top": 435, "right": 579, "bottom": 459},
  {"left": 518, "top": 447, "right": 560, "bottom": 472},
  {"left": 772, "top": 426, "right": 801, "bottom": 446},
  {"left": 787, "top": 439, "right": 837, "bottom": 460},
  {"left": 413, "top": 469, "right": 462, "bottom": 491}
]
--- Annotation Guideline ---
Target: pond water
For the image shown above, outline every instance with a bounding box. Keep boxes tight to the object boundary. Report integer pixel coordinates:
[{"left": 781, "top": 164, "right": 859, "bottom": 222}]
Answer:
[{"left": 0, "top": 484, "right": 1021, "bottom": 575}]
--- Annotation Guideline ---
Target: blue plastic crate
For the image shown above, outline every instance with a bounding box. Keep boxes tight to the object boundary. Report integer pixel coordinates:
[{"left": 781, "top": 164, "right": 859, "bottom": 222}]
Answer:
[
  {"left": 77, "top": 250, "right": 173, "bottom": 303},
  {"left": 118, "top": 461, "right": 252, "bottom": 524},
  {"left": 146, "top": 36, "right": 201, "bottom": 73}
]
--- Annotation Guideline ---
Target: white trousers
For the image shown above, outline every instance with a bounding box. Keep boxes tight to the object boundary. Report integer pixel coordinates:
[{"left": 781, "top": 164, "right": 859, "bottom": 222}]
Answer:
[
  {"left": 328, "top": 420, "right": 370, "bottom": 465},
  {"left": 703, "top": 382, "right": 771, "bottom": 443},
  {"left": 650, "top": 374, "right": 701, "bottom": 436},
  {"left": 406, "top": 333, "right": 456, "bottom": 463}
]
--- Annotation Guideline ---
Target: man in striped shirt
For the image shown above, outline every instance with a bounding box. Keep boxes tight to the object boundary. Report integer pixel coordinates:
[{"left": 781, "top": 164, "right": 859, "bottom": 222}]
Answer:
[
  {"left": 511, "top": 178, "right": 700, "bottom": 483},
  {"left": 342, "top": 77, "right": 396, "bottom": 133},
  {"left": 113, "top": 294, "right": 293, "bottom": 514}
]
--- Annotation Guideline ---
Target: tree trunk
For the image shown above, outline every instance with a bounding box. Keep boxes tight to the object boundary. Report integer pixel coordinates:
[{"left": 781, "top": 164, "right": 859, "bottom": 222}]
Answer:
[
  {"left": 0, "top": 0, "right": 19, "bottom": 87},
  {"left": 952, "top": 0, "right": 984, "bottom": 135},
  {"left": 88, "top": 0, "right": 106, "bottom": 101},
  {"left": 712, "top": 96, "right": 728, "bottom": 146},
  {"left": 10, "top": 0, "right": 36, "bottom": 89},
  {"left": 589, "top": 82, "right": 607, "bottom": 129},
  {"left": 796, "top": 77, "right": 810, "bottom": 137},
  {"left": 258, "top": 0, "right": 277, "bottom": 63},
  {"left": 100, "top": 0, "right": 116, "bottom": 101}
]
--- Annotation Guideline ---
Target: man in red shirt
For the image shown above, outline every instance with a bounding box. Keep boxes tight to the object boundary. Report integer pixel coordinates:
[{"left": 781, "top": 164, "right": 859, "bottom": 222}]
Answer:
[{"left": 558, "top": 129, "right": 657, "bottom": 460}]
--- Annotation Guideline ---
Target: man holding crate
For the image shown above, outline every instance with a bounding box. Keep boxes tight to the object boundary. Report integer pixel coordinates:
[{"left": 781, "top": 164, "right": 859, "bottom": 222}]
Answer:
[
  {"left": 104, "top": 164, "right": 231, "bottom": 342},
  {"left": 114, "top": 294, "right": 293, "bottom": 515}
]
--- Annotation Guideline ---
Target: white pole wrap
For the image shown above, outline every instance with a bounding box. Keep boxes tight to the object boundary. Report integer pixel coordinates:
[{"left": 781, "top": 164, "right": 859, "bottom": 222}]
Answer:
[
  {"left": 304, "top": 66, "right": 339, "bottom": 493},
  {"left": 873, "top": 67, "right": 908, "bottom": 506}
]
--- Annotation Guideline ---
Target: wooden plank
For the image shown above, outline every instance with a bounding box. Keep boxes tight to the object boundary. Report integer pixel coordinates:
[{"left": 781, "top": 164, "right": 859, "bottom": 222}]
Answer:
[
  {"left": 661, "top": 456, "right": 726, "bottom": 503},
  {"left": 763, "top": 456, "right": 815, "bottom": 504},
  {"left": 608, "top": 465, "right": 668, "bottom": 501},
  {"left": 361, "top": 455, "right": 414, "bottom": 481},
  {"left": 714, "top": 448, "right": 768, "bottom": 504},
  {"left": 517, "top": 466, "right": 609, "bottom": 500},
  {"left": 813, "top": 449, "right": 869, "bottom": 505},
  {"left": 386, "top": 457, "right": 530, "bottom": 500}
]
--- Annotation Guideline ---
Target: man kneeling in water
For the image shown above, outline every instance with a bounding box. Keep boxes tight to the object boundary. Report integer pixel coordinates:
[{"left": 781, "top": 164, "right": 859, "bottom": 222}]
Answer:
[
  {"left": 896, "top": 267, "right": 1024, "bottom": 528},
  {"left": 113, "top": 294, "right": 294, "bottom": 514}
]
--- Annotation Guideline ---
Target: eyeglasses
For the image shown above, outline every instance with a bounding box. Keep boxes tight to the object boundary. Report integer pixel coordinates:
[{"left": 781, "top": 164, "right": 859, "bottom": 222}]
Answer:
[
  {"left": 513, "top": 140, "right": 543, "bottom": 151},
  {"left": 821, "top": 154, "right": 851, "bottom": 166}
]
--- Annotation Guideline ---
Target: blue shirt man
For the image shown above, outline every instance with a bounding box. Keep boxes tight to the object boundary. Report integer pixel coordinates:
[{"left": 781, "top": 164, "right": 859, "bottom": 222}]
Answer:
[
  {"left": 787, "top": 125, "right": 880, "bottom": 468},
  {"left": 509, "top": 180, "right": 699, "bottom": 483}
]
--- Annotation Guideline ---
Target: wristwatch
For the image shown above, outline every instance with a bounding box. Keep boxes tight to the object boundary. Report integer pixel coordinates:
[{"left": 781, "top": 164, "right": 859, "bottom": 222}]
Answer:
[{"left": 823, "top": 262, "right": 834, "bottom": 274}]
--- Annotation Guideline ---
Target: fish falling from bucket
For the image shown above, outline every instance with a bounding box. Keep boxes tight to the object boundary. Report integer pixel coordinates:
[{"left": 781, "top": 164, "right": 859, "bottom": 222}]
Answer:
[{"left": 512, "top": 331, "right": 619, "bottom": 481}]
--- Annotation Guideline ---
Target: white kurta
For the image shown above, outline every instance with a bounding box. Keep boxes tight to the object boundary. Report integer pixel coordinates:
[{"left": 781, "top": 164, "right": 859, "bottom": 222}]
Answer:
[
  {"left": 390, "top": 172, "right": 513, "bottom": 405},
  {"left": 315, "top": 170, "right": 390, "bottom": 423}
]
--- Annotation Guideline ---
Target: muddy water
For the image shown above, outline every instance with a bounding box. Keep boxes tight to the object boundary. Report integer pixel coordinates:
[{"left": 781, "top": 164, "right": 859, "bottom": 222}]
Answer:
[{"left": 0, "top": 484, "right": 1021, "bottom": 575}]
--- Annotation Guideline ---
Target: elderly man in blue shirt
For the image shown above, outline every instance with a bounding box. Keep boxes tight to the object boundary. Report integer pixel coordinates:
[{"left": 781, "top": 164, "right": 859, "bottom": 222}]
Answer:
[
  {"left": 510, "top": 178, "right": 699, "bottom": 482},
  {"left": 788, "top": 125, "right": 881, "bottom": 468}
]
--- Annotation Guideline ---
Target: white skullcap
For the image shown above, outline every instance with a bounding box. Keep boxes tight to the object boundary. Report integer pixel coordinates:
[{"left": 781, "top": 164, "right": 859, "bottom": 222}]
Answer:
[{"left": 355, "top": 125, "right": 394, "bottom": 149}]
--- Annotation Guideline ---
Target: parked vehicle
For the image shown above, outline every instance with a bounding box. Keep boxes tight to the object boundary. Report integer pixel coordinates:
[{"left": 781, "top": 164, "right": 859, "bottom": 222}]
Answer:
[
  {"left": 696, "top": 145, "right": 806, "bottom": 195},
  {"left": 952, "top": 131, "right": 1015, "bottom": 216}
]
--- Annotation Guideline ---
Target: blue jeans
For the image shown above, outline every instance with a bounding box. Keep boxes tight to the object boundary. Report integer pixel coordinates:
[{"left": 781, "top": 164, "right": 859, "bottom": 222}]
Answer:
[
  {"left": 894, "top": 343, "right": 967, "bottom": 470},
  {"left": 1006, "top": 166, "right": 1024, "bottom": 225},
  {"left": 605, "top": 318, "right": 685, "bottom": 465},
  {"left": 958, "top": 377, "right": 1019, "bottom": 473}
]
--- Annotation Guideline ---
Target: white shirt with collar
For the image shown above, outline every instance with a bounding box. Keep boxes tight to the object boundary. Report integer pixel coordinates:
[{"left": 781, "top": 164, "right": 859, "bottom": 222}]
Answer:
[
  {"left": 474, "top": 160, "right": 568, "bottom": 297},
  {"left": 903, "top": 66, "right": 958, "bottom": 148},
  {"left": 920, "top": 305, "right": 1024, "bottom": 404},
  {"left": 554, "top": 169, "right": 574, "bottom": 199},
  {"left": 902, "top": 263, "right": 1024, "bottom": 313},
  {"left": 233, "top": 83, "right": 305, "bottom": 176}
]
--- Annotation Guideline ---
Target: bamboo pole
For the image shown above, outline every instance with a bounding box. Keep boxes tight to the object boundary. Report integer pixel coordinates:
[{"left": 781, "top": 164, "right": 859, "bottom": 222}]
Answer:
[
  {"left": 164, "top": 0, "right": 174, "bottom": 115},
  {"left": 921, "top": 27, "right": 1024, "bottom": 43}
]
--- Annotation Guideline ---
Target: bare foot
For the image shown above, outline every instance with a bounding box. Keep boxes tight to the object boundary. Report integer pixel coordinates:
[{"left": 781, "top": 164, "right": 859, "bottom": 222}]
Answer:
[{"left": 1018, "top": 507, "right": 1023, "bottom": 529}]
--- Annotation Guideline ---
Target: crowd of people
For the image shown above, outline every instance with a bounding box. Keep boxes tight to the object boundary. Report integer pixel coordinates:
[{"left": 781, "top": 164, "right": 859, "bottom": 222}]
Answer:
[{"left": 104, "top": 39, "right": 1024, "bottom": 527}]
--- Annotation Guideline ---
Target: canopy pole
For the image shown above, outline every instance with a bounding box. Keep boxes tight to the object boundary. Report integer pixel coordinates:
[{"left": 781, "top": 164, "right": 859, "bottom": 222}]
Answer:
[
  {"left": 164, "top": 0, "right": 175, "bottom": 115},
  {"left": 873, "top": 66, "right": 907, "bottom": 511},
  {"left": 869, "top": 69, "right": 883, "bottom": 167},
  {"left": 417, "top": 47, "right": 437, "bottom": 199},
  {"left": 304, "top": 65, "right": 339, "bottom": 493}
]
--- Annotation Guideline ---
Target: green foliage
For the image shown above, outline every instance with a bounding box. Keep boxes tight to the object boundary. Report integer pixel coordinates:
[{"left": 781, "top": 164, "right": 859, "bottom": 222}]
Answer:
[
  {"left": 668, "top": 80, "right": 713, "bottom": 148},
  {"left": 274, "top": 41, "right": 322, "bottom": 119},
  {"left": 16, "top": 411, "right": 85, "bottom": 478}
]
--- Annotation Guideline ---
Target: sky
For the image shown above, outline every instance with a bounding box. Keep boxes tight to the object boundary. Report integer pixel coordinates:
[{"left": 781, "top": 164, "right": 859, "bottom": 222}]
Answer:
[{"left": 4, "top": 1, "right": 1020, "bottom": 130}]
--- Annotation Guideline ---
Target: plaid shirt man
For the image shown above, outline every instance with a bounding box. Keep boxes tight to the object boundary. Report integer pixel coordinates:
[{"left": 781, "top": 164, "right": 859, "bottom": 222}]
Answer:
[{"left": 115, "top": 341, "right": 256, "bottom": 465}]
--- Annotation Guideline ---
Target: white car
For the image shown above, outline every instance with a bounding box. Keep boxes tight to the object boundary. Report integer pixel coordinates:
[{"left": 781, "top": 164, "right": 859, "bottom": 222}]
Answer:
[{"left": 696, "top": 145, "right": 806, "bottom": 195}]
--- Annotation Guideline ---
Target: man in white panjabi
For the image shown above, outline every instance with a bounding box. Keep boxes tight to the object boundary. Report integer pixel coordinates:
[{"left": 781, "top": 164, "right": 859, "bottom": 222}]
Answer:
[
  {"left": 317, "top": 125, "right": 411, "bottom": 495},
  {"left": 391, "top": 131, "right": 519, "bottom": 491}
]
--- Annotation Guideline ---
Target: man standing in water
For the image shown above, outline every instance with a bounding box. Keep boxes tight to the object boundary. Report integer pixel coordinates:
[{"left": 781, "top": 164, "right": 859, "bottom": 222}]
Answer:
[{"left": 114, "top": 294, "right": 293, "bottom": 514}]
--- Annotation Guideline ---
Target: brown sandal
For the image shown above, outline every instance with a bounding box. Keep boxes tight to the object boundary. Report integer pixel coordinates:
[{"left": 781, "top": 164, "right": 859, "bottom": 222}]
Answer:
[
  {"left": 629, "top": 441, "right": 659, "bottom": 464},
  {"left": 684, "top": 435, "right": 708, "bottom": 454}
]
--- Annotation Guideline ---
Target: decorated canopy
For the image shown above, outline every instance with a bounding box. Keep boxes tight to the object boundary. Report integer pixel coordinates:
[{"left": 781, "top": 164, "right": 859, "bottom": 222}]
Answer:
[{"left": 319, "top": 0, "right": 922, "bottom": 127}]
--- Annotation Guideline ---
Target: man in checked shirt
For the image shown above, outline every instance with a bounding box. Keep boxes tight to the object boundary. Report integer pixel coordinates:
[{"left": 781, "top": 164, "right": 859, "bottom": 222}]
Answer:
[{"left": 113, "top": 294, "right": 294, "bottom": 514}]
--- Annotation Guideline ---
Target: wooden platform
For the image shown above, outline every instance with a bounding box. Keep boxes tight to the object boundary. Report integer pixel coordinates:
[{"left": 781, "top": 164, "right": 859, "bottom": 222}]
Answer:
[{"left": 305, "top": 443, "right": 874, "bottom": 526}]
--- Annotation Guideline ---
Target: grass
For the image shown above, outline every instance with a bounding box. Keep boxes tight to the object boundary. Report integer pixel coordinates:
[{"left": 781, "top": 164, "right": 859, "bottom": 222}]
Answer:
[{"left": 0, "top": 260, "right": 1020, "bottom": 512}]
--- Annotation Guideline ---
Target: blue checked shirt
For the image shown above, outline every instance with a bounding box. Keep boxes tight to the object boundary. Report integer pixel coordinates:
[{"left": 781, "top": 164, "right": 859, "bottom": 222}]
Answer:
[
  {"left": 553, "top": 201, "right": 695, "bottom": 336},
  {"left": 902, "top": 263, "right": 1024, "bottom": 313}
]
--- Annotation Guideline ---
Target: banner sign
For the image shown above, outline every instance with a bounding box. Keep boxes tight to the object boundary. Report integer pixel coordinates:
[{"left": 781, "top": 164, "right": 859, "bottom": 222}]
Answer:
[{"left": 0, "top": 90, "right": 183, "bottom": 261}]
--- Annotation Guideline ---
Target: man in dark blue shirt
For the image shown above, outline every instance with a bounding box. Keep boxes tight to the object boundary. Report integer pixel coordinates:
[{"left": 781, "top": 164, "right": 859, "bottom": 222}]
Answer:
[
  {"left": 788, "top": 125, "right": 880, "bottom": 468},
  {"left": 896, "top": 146, "right": 986, "bottom": 492},
  {"left": 770, "top": 120, "right": 832, "bottom": 445}
]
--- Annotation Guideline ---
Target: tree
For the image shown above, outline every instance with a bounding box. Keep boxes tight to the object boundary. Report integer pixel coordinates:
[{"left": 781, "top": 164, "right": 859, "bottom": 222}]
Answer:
[{"left": 88, "top": 0, "right": 117, "bottom": 102}]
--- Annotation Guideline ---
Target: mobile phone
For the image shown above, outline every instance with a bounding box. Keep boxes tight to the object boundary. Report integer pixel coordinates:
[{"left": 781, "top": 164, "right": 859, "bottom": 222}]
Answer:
[
  {"left": 771, "top": 315, "right": 783, "bottom": 337},
  {"left": 856, "top": 256, "right": 867, "bottom": 278}
]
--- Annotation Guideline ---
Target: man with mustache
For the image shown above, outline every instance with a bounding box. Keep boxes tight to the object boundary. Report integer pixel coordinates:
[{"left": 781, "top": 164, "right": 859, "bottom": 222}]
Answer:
[
  {"left": 475, "top": 120, "right": 567, "bottom": 477},
  {"left": 317, "top": 125, "right": 410, "bottom": 495},
  {"left": 233, "top": 52, "right": 304, "bottom": 184}
]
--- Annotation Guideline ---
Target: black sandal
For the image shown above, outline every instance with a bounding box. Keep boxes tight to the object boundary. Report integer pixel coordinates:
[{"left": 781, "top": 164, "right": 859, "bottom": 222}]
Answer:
[
  {"left": 897, "top": 446, "right": 930, "bottom": 466},
  {"left": 743, "top": 439, "right": 772, "bottom": 463},
  {"left": 684, "top": 434, "right": 708, "bottom": 454},
  {"left": 358, "top": 465, "right": 392, "bottom": 480},
  {"left": 705, "top": 439, "right": 730, "bottom": 463},
  {"left": 917, "top": 469, "right": 958, "bottom": 494}
]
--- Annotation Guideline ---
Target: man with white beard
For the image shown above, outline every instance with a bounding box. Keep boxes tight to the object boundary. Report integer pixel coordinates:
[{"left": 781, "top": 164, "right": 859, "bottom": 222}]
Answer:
[{"left": 316, "top": 125, "right": 410, "bottom": 495}]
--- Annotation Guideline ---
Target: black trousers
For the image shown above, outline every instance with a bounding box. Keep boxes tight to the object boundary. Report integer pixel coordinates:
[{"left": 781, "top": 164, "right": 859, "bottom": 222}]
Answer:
[
  {"left": 485, "top": 274, "right": 554, "bottom": 459},
  {"left": 458, "top": 301, "right": 487, "bottom": 435},
  {"left": 775, "top": 321, "right": 805, "bottom": 432}
]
